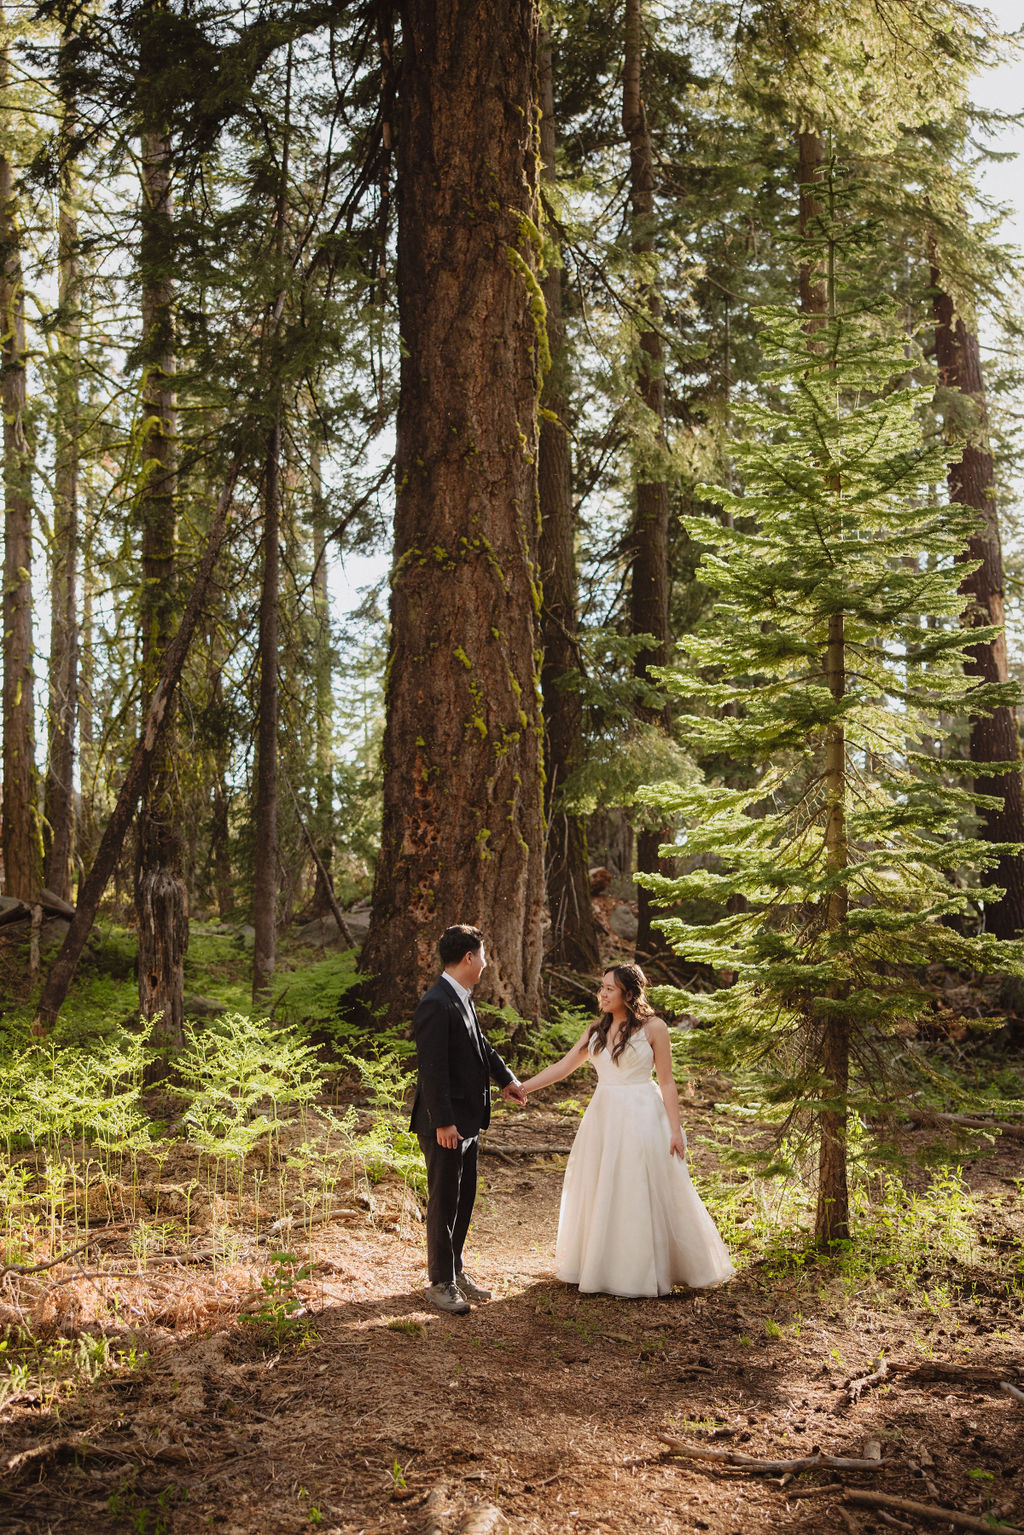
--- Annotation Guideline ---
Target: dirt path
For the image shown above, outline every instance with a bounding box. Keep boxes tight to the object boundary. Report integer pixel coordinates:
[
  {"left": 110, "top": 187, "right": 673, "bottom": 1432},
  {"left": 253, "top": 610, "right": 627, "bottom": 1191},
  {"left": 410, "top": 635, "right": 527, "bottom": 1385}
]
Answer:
[{"left": 2, "top": 1104, "right": 1023, "bottom": 1535}]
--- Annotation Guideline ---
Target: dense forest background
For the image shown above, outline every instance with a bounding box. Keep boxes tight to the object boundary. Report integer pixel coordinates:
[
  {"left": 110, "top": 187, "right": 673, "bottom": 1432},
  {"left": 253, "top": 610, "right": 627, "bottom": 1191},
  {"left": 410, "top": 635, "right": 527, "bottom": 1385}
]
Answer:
[{"left": 5, "top": 10, "right": 1024, "bottom": 1532}]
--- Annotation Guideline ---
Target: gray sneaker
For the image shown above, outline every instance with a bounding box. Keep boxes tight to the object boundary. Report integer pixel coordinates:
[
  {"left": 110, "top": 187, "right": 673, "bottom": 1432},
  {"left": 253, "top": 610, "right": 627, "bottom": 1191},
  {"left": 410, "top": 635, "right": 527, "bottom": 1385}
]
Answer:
[
  {"left": 456, "top": 1271, "right": 492, "bottom": 1303},
  {"left": 425, "top": 1281, "right": 470, "bottom": 1315}
]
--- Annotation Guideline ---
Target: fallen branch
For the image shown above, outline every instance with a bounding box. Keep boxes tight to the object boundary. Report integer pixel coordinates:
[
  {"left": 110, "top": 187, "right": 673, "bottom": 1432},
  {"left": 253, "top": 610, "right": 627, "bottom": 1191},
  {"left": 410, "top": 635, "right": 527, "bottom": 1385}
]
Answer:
[
  {"left": 902, "top": 1110, "right": 1024, "bottom": 1142},
  {"left": 787, "top": 1482, "right": 846, "bottom": 1500},
  {"left": 283, "top": 770, "right": 356, "bottom": 947},
  {"left": 35, "top": 464, "right": 241, "bottom": 1030},
  {"left": 479, "top": 1144, "right": 571, "bottom": 1158},
  {"left": 1000, "top": 1381, "right": 1024, "bottom": 1405},
  {"left": 1, "top": 1237, "right": 98, "bottom": 1280},
  {"left": 655, "top": 1434, "right": 888, "bottom": 1473},
  {"left": 841, "top": 1363, "right": 890, "bottom": 1406},
  {"left": 2, "top": 1433, "right": 135, "bottom": 1487},
  {"left": 844, "top": 1489, "right": 1024, "bottom": 1535}
]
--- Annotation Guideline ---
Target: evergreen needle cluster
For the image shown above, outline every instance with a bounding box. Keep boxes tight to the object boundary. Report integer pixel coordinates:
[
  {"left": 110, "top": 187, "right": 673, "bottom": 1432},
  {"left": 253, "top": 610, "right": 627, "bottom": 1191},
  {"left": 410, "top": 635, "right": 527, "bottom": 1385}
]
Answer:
[{"left": 641, "top": 246, "right": 1024, "bottom": 1242}]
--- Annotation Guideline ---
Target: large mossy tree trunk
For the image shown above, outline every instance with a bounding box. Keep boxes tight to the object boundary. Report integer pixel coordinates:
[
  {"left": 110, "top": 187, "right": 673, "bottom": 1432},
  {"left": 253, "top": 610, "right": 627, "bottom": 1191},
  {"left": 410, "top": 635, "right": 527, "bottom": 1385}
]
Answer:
[
  {"left": 1, "top": 17, "right": 41, "bottom": 905},
  {"left": 135, "top": 65, "right": 187, "bottom": 1075},
  {"left": 538, "top": 27, "right": 599, "bottom": 975},
  {"left": 361, "top": 0, "right": 546, "bottom": 1025},
  {"left": 798, "top": 130, "right": 850, "bottom": 1248},
  {"left": 932, "top": 275, "right": 1024, "bottom": 940},
  {"left": 623, "top": 0, "right": 672, "bottom": 960},
  {"left": 44, "top": 27, "right": 82, "bottom": 905}
]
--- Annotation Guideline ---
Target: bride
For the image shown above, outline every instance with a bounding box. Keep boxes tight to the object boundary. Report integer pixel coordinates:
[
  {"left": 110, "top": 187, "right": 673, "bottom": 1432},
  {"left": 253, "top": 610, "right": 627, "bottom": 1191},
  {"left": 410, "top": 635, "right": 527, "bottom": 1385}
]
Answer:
[{"left": 519, "top": 963, "right": 735, "bottom": 1298}]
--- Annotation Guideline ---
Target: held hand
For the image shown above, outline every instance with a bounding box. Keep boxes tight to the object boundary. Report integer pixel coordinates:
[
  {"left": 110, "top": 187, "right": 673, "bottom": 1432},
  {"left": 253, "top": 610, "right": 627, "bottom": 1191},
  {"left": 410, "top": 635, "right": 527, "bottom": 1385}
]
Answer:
[
  {"left": 669, "top": 1130, "right": 687, "bottom": 1160},
  {"left": 436, "top": 1124, "right": 461, "bottom": 1149},
  {"left": 502, "top": 1083, "right": 528, "bottom": 1106}
]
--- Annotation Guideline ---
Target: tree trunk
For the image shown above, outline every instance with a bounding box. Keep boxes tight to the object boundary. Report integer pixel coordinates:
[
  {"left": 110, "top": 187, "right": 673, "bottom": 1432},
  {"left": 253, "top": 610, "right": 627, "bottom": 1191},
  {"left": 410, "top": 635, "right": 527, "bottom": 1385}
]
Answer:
[
  {"left": 135, "top": 76, "right": 187, "bottom": 1074},
  {"left": 44, "top": 28, "right": 82, "bottom": 905},
  {"left": 1, "top": 17, "right": 41, "bottom": 903},
  {"left": 253, "top": 410, "right": 281, "bottom": 1005},
  {"left": 799, "top": 131, "right": 850, "bottom": 1248},
  {"left": 932, "top": 275, "right": 1024, "bottom": 939},
  {"left": 35, "top": 466, "right": 240, "bottom": 1030},
  {"left": 623, "top": 0, "right": 672, "bottom": 959},
  {"left": 538, "top": 27, "right": 599, "bottom": 974},
  {"left": 78, "top": 562, "right": 97, "bottom": 873},
  {"left": 361, "top": 0, "right": 546, "bottom": 1025},
  {"left": 310, "top": 415, "right": 336, "bottom": 916}
]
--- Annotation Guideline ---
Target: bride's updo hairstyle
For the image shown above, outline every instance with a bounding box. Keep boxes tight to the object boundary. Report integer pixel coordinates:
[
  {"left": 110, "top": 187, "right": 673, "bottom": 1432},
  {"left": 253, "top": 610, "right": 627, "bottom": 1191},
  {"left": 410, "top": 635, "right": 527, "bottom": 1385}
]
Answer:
[{"left": 588, "top": 963, "right": 654, "bottom": 1062}]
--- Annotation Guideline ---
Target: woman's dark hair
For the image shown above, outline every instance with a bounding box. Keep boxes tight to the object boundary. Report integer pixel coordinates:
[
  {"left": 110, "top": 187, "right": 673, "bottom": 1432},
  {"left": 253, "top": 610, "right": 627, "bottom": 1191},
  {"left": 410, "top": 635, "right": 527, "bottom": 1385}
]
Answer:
[
  {"left": 439, "top": 924, "right": 484, "bottom": 966},
  {"left": 588, "top": 963, "right": 653, "bottom": 1062}
]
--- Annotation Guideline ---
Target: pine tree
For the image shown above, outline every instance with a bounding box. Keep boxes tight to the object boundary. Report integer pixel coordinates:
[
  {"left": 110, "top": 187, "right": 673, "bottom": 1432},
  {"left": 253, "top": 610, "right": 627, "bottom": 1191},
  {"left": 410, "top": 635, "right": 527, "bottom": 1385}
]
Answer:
[{"left": 641, "top": 183, "right": 1024, "bottom": 1248}]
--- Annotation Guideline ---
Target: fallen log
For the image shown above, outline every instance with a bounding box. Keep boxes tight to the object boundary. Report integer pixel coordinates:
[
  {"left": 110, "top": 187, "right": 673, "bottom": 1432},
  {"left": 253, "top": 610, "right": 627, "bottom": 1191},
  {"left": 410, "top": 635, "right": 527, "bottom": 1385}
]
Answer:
[
  {"left": 655, "top": 1434, "right": 888, "bottom": 1473},
  {"left": 844, "top": 1489, "right": 1024, "bottom": 1535},
  {"left": 1000, "top": 1381, "right": 1024, "bottom": 1405},
  {"left": 479, "top": 1144, "right": 571, "bottom": 1158},
  {"left": 888, "top": 1361, "right": 1022, "bottom": 1386}
]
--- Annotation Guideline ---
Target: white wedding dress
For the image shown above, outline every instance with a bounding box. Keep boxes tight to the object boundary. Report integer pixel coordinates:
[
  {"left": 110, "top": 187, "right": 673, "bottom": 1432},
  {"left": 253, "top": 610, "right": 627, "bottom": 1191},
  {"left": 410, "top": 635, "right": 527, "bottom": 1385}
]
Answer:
[{"left": 555, "top": 1029, "right": 735, "bottom": 1297}]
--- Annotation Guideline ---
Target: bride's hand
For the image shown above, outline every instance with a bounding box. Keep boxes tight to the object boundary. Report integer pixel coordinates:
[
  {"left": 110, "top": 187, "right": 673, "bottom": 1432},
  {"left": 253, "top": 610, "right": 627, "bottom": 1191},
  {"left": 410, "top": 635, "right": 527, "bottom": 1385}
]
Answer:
[{"left": 669, "top": 1130, "right": 687, "bottom": 1160}]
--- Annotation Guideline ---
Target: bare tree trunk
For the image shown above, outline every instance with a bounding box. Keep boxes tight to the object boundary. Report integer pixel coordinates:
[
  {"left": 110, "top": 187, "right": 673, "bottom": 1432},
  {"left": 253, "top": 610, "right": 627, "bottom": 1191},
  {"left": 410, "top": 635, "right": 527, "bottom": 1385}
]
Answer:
[
  {"left": 36, "top": 467, "right": 240, "bottom": 1030},
  {"left": 253, "top": 409, "right": 281, "bottom": 1004},
  {"left": 78, "top": 560, "right": 97, "bottom": 874},
  {"left": 361, "top": 0, "right": 546, "bottom": 1025},
  {"left": 1, "top": 16, "right": 41, "bottom": 903},
  {"left": 799, "top": 132, "right": 850, "bottom": 1248},
  {"left": 932, "top": 275, "right": 1024, "bottom": 939},
  {"left": 538, "top": 27, "right": 599, "bottom": 974},
  {"left": 135, "top": 76, "right": 187, "bottom": 1076},
  {"left": 310, "top": 416, "right": 336, "bottom": 916},
  {"left": 623, "top": 0, "right": 672, "bottom": 959},
  {"left": 44, "top": 27, "right": 82, "bottom": 905}
]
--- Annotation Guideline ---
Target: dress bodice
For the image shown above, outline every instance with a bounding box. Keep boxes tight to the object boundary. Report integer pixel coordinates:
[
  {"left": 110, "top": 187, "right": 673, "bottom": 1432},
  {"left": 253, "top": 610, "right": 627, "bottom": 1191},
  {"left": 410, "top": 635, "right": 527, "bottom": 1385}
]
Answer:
[{"left": 590, "top": 1028, "right": 654, "bottom": 1086}]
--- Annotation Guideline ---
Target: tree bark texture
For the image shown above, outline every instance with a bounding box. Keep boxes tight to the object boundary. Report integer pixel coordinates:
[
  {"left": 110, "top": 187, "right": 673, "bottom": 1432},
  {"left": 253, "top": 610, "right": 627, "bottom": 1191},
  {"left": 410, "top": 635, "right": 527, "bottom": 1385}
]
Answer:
[
  {"left": 798, "top": 130, "right": 850, "bottom": 1247},
  {"left": 538, "top": 27, "right": 599, "bottom": 974},
  {"left": 252, "top": 412, "right": 281, "bottom": 1005},
  {"left": 932, "top": 277, "right": 1024, "bottom": 939},
  {"left": 36, "top": 467, "right": 239, "bottom": 1030},
  {"left": 361, "top": 0, "right": 546, "bottom": 1025},
  {"left": 44, "top": 33, "right": 82, "bottom": 905},
  {"left": 623, "top": 0, "right": 672, "bottom": 959},
  {"left": 135, "top": 89, "right": 187, "bottom": 1070},
  {"left": 1, "top": 21, "right": 41, "bottom": 903}
]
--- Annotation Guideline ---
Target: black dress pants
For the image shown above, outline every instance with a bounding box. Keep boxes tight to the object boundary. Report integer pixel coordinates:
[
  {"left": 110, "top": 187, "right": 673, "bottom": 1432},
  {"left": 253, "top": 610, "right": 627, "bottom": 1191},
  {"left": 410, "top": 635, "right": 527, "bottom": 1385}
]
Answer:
[{"left": 418, "top": 1132, "right": 478, "bottom": 1285}]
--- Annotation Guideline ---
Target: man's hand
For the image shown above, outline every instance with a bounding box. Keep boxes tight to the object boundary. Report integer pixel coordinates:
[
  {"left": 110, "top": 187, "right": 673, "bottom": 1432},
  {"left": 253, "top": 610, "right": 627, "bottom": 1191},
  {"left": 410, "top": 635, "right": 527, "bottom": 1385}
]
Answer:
[
  {"left": 502, "top": 1082, "right": 528, "bottom": 1106},
  {"left": 436, "top": 1124, "right": 461, "bottom": 1149}
]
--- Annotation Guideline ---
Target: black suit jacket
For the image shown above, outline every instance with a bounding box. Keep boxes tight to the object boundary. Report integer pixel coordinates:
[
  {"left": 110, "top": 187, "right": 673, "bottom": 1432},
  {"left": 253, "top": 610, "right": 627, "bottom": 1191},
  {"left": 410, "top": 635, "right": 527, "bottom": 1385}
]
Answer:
[{"left": 409, "top": 977, "right": 515, "bottom": 1139}]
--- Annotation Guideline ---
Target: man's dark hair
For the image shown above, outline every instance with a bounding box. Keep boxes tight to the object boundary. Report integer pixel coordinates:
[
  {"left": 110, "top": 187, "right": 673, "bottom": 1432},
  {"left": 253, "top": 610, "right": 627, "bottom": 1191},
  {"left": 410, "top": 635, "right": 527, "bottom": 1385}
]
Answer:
[{"left": 439, "top": 924, "right": 484, "bottom": 966}]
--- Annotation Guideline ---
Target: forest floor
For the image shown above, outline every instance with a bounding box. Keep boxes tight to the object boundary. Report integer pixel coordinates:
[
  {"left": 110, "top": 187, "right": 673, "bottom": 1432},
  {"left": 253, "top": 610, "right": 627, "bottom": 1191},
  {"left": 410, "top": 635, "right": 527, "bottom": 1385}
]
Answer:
[{"left": 2, "top": 1079, "right": 1023, "bottom": 1535}]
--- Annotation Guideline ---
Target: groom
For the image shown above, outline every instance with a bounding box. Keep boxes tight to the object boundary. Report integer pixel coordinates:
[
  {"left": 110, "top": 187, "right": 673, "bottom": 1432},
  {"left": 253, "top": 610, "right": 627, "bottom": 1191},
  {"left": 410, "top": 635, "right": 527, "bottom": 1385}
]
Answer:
[{"left": 410, "top": 924, "right": 526, "bottom": 1314}]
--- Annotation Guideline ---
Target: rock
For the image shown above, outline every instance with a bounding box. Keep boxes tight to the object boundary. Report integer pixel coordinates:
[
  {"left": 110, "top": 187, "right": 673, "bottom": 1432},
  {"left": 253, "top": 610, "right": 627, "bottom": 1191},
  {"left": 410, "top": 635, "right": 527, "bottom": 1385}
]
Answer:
[
  {"left": 608, "top": 904, "right": 638, "bottom": 941},
  {"left": 235, "top": 924, "right": 256, "bottom": 950},
  {"left": 39, "top": 918, "right": 71, "bottom": 950},
  {"left": 295, "top": 909, "right": 371, "bottom": 948},
  {"left": 184, "top": 994, "right": 229, "bottom": 1018},
  {"left": 588, "top": 866, "right": 613, "bottom": 895}
]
